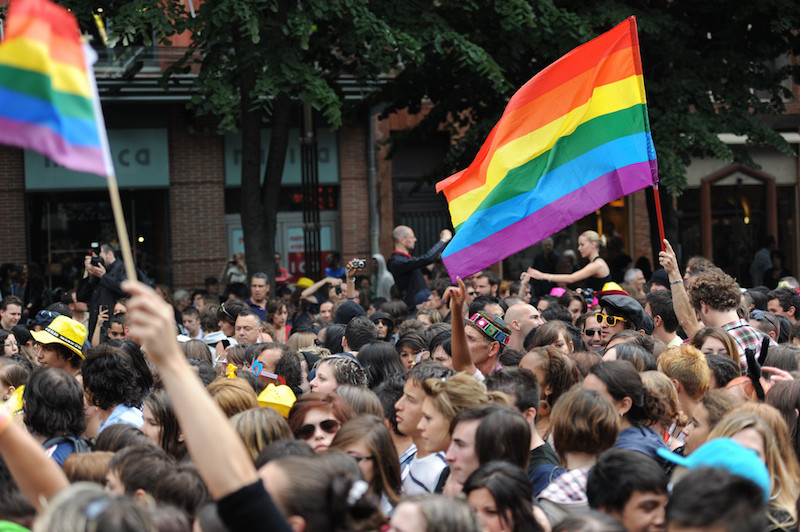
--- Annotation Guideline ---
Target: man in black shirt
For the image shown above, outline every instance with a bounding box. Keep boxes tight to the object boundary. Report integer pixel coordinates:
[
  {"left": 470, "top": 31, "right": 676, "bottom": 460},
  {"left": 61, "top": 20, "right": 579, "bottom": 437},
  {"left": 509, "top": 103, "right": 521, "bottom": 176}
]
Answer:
[{"left": 387, "top": 225, "right": 451, "bottom": 309}]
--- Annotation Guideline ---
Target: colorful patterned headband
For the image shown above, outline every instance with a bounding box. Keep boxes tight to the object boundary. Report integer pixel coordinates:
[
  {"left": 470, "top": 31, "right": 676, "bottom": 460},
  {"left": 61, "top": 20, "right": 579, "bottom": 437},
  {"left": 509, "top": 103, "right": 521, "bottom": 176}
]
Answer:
[{"left": 468, "top": 312, "right": 510, "bottom": 345}]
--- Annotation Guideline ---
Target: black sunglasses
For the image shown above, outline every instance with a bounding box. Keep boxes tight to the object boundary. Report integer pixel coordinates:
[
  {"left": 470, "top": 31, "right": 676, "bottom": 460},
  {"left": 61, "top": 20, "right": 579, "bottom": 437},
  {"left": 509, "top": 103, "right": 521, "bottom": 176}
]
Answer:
[{"left": 296, "top": 419, "right": 340, "bottom": 440}]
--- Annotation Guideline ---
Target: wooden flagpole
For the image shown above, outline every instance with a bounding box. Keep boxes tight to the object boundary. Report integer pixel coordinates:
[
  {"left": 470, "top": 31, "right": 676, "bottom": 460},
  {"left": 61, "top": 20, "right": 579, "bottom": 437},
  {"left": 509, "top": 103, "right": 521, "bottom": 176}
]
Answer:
[{"left": 106, "top": 174, "right": 138, "bottom": 282}]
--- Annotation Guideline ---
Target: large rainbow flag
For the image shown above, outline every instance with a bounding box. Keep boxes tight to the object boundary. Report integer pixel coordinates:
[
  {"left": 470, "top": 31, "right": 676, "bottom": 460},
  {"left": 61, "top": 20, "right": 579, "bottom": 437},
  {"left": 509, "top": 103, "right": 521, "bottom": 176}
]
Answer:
[
  {"left": 436, "top": 16, "right": 657, "bottom": 280},
  {"left": 0, "top": 0, "right": 113, "bottom": 177}
]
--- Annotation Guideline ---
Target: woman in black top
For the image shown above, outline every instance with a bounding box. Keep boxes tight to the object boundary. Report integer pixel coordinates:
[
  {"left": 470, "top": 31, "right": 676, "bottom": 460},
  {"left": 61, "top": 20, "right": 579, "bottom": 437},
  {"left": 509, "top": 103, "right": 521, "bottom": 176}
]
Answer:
[{"left": 527, "top": 231, "right": 610, "bottom": 291}]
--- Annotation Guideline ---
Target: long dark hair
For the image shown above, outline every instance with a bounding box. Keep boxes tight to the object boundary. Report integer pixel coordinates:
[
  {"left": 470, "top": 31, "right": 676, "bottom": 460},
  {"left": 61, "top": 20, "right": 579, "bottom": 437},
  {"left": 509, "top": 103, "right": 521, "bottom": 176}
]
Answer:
[
  {"left": 144, "top": 389, "right": 186, "bottom": 460},
  {"left": 357, "top": 342, "right": 406, "bottom": 389},
  {"left": 463, "top": 461, "right": 543, "bottom": 532},
  {"left": 330, "top": 415, "right": 402, "bottom": 504}
]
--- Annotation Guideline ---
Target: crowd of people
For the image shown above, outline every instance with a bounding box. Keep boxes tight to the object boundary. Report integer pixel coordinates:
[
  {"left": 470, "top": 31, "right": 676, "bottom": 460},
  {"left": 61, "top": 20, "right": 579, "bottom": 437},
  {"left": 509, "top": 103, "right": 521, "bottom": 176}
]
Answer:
[{"left": 0, "top": 227, "right": 799, "bottom": 532}]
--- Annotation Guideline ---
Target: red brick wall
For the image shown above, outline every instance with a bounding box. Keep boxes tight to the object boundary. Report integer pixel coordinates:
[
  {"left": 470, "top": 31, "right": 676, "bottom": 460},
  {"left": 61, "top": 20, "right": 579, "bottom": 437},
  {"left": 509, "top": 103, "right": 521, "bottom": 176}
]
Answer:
[
  {"left": 630, "top": 189, "right": 654, "bottom": 266},
  {"left": 339, "top": 121, "right": 370, "bottom": 261},
  {"left": 0, "top": 146, "right": 27, "bottom": 263},
  {"left": 168, "top": 110, "right": 227, "bottom": 290}
]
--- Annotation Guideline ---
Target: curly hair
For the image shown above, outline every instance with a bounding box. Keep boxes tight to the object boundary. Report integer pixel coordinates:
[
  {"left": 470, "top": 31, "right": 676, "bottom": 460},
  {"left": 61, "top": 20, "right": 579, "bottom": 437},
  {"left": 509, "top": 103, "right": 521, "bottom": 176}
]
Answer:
[
  {"left": 82, "top": 346, "right": 143, "bottom": 410},
  {"left": 23, "top": 368, "right": 86, "bottom": 438},
  {"left": 315, "top": 355, "right": 367, "bottom": 388},
  {"left": 640, "top": 370, "right": 687, "bottom": 430},
  {"left": 689, "top": 270, "right": 741, "bottom": 312}
]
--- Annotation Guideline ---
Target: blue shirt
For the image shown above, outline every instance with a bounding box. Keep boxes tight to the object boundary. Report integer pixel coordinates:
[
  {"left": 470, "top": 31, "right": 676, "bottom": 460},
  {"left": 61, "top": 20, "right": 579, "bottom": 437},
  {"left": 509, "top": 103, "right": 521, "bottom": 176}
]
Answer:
[{"left": 99, "top": 404, "right": 143, "bottom": 433}]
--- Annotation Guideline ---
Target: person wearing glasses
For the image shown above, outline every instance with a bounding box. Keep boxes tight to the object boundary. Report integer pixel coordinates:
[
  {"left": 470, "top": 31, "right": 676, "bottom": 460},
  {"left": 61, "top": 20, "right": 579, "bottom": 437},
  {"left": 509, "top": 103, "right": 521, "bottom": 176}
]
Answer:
[
  {"left": 749, "top": 309, "right": 780, "bottom": 343},
  {"left": 596, "top": 294, "right": 654, "bottom": 348},
  {"left": 330, "top": 414, "right": 402, "bottom": 517},
  {"left": 0, "top": 329, "right": 19, "bottom": 357},
  {"left": 287, "top": 392, "right": 355, "bottom": 453},
  {"left": 580, "top": 312, "right": 605, "bottom": 353}
]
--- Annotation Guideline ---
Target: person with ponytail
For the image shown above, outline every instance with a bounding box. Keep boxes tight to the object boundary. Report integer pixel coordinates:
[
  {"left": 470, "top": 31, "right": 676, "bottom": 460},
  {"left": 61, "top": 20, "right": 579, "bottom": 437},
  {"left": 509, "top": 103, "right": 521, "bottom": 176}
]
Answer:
[{"left": 583, "top": 360, "right": 668, "bottom": 467}]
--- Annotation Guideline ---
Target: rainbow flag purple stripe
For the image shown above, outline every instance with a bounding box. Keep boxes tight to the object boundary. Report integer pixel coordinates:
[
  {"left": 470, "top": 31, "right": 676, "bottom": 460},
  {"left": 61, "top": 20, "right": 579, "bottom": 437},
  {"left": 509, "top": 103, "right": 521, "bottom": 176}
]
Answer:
[{"left": 436, "top": 17, "right": 657, "bottom": 280}]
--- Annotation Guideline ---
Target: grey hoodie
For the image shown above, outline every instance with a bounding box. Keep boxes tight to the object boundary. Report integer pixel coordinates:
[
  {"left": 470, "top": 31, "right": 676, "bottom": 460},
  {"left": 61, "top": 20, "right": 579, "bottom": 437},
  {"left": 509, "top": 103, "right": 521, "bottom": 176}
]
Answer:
[{"left": 372, "top": 253, "right": 395, "bottom": 300}]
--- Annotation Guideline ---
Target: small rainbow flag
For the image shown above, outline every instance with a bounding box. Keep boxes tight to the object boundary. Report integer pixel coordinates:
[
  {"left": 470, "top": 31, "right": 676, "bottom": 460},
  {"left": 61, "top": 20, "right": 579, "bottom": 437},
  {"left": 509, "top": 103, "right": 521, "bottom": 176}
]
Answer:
[
  {"left": 436, "top": 17, "right": 657, "bottom": 280},
  {"left": 0, "top": 0, "right": 113, "bottom": 177}
]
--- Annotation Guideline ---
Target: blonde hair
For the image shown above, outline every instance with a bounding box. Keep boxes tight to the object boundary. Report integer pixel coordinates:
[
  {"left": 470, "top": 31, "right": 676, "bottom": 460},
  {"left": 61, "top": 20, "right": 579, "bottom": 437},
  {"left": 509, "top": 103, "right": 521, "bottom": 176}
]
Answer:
[
  {"left": 580, "top": 230, "right": 607, "bottom": 249},
  {"left": 422, "top": 372, "right": 509, "bottom": 422},
  {"left": 231, "top": 407, "right": 293, "bottom": 461},
  {"left": 657, "top": 345, "right": 710, "bottom": 400},
  {"left": 709, "top": 409, "right": 798, "bottom": 529},
  {"left": 206, "top": 377, "right": 259, "bottom": 418},
  {"left": 288, "top": 332, "right": 317, "bottom": 352}
]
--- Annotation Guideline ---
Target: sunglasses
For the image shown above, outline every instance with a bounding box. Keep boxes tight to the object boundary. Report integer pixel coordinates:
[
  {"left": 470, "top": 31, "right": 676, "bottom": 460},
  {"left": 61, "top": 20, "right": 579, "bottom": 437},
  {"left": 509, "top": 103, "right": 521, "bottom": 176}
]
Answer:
[
  {"left": 467, "top": 291, "right": 478, "bottom": 297},
  {"left": 750, "top": 310, "right": 778, "bottom": 335},
  {"left": 296, "top": 419, "right": 340, "bottom": 440},
  {"left": 219, "top": 303, "right": 235, "bottom": 322},
  {"left": 595, "top": 313, "right": 627, "bottom": 327},
  {"left": 583, "top": 328, "right": 601, "bottom": 337}
]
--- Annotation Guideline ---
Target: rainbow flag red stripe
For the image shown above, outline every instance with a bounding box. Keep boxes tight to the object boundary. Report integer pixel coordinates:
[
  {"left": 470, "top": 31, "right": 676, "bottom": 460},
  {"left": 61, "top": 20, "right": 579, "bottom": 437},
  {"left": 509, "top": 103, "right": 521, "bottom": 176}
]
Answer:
[
  {"left": 436, "top": 17, "right": 657, "bottom": 280},
  {"left": 0, "top": 0, "right": 113, "bottom": 177}
]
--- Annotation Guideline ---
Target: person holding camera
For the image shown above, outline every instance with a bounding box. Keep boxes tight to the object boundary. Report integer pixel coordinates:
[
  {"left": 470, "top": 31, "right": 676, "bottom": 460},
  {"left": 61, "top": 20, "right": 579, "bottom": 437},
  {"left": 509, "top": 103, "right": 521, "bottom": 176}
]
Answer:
[
  {"left": 299, "top": 258, "right": 365, "bottom": 313},
  {"left": 76, "top": 243, "right": 126, "bottom": 343},
  {"left": 77, "top": 243, "right": 152, "bottom": 343}
]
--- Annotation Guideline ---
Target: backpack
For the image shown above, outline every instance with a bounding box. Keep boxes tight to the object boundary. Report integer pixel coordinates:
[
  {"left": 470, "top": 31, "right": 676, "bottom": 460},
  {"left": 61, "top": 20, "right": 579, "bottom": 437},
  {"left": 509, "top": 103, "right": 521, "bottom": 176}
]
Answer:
[{"left": 42, "top": 434, "right": 92, "bottom": 454}]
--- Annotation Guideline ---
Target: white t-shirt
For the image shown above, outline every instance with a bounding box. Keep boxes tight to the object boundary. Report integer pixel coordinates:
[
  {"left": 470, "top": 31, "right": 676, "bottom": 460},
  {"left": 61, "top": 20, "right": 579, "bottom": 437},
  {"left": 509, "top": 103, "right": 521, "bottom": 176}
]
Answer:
[{"left": 402, "top": 452, "right": 448, "bottom": 495}]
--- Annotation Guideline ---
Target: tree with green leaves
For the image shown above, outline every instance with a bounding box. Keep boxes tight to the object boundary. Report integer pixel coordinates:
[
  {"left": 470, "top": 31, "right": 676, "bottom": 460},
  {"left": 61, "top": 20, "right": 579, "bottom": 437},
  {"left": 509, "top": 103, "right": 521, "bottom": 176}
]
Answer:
[{"left": 54, "top": 0, "right": 800, "bottom": 271}]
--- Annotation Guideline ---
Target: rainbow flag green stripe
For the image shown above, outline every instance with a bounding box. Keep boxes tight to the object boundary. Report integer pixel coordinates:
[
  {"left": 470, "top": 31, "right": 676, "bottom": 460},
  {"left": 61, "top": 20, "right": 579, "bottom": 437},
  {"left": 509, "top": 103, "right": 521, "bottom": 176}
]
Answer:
[
  {"left": 436, "top": 17, "right": 658, "bottom": 280},
  {"left": 454, "top": 103, "right": 650, "bottom": 232},
  {"left": 0, "top": 0, "right": 112, "bottom": 177}
]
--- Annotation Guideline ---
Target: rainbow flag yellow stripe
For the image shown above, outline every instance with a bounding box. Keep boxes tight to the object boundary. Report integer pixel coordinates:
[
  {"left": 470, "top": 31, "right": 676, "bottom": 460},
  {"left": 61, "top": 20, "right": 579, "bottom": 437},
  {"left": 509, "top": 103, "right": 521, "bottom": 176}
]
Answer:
[
  {"left": 0, "top": 0, "right": 113, "bottom": 177},
  {"left": 436, "top": 17, "right": 658, "bottom": 280}
]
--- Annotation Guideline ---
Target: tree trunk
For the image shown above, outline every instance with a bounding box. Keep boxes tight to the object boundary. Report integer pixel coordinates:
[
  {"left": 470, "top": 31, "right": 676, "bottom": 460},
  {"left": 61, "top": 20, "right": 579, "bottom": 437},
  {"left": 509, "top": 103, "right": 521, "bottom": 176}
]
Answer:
[{"left": 239, "top": 67, "right": 271, "bottom": 289}]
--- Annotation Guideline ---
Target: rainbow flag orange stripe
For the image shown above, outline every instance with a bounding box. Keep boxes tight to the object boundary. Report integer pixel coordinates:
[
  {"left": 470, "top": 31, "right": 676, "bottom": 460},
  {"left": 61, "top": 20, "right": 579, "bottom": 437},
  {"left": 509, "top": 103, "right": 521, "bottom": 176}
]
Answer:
[
  {"left": 436, "top": 17, "right": 657, "bottom": 280},
  {"left": 0, "top": 0, "right": 113, "bottom": 177}
]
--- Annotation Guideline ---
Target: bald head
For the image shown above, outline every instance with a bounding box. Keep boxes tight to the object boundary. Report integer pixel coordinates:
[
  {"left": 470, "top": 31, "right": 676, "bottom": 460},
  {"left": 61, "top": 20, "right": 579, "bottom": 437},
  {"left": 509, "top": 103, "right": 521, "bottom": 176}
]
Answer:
[
  {"left": 392, "top": 225, "right": 412, "bottom": 243},
  {"left": 505, "top": 303, "right": 544, "bottom": 349},
  {"left": 392, "top": 225, "right": 417, "bottom": 252}
]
